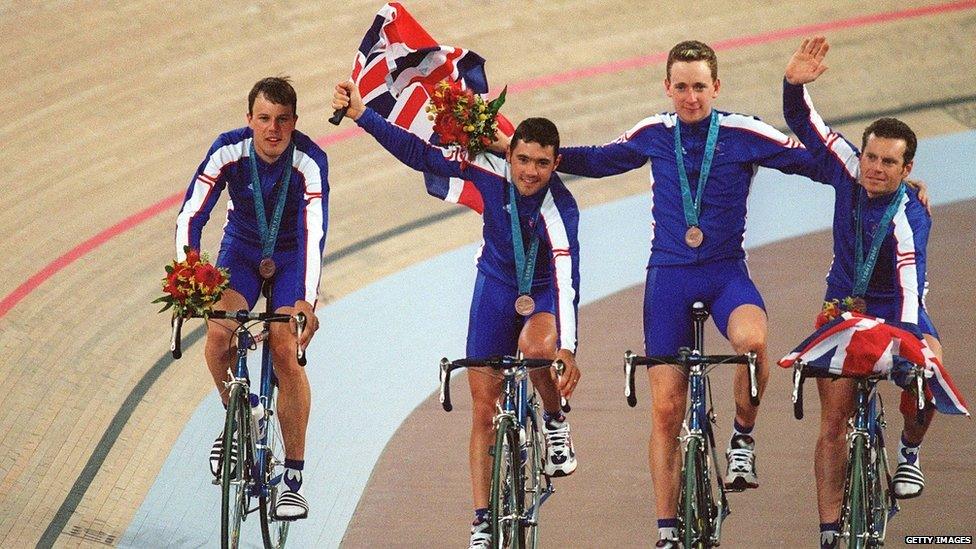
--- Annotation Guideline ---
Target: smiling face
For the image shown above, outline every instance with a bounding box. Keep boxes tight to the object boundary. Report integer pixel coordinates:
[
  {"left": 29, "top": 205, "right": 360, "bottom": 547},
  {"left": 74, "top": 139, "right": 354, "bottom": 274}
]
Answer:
[
  {"left": 506, "top": 140, "right": 560, "bottom": 197},
  {"left": 665, "top": 60, "right": 721, "bottom": 124},
  {"left": 859, "top": 134, "right": 913, "bottom": 197},
  {"left": 247, "top": 92, "right": 297, "bottom": 163}
]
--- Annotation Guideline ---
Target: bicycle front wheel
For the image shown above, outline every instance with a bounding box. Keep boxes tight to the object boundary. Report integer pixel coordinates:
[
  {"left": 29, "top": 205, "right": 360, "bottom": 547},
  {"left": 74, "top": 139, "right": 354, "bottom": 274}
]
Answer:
[
  {"left": 221, "top": 384, "right": 252, "bottom": 549},
  {"left": 490, "top": 416, "right": 524, "bottom": 549},
  {"left": 681, "top": 436, "right": 713, "bottom": 549},
  {"left": 844, "top": 436, "right": 870, "bottom": 549},
  {"left": 522, "top": 413, "right": 544, "bottom": 548},
  {"left": 259, "top": 388, "right": 289, "bottom": 549}
]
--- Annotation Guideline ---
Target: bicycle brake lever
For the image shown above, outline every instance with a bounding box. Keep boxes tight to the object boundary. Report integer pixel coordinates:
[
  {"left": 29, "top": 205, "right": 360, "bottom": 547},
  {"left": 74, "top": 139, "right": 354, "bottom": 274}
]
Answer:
[
  {"left": 295, "top": 312, "right": 307, "bottom": 366},
  {"left": 624, "top": 350, "right": 637, "bottom": 408},
  {"left": 170, "top": 314, "right": 183, "bottom": 359},
  {"left": 439, "top": 358, "right": 453, "bottom": 412},
  {"left": 552, "top": 359, "right": 572, "bottom": 413}
]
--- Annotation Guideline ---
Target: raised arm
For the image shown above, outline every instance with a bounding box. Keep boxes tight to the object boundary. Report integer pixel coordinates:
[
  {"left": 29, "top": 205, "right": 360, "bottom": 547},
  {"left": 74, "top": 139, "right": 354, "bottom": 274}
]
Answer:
[
  {"left": 332, "top": 81, "right": 469, "bottom": 180},
  {"left": 782, "top": 36, "right": 860, "bottom": 183}
]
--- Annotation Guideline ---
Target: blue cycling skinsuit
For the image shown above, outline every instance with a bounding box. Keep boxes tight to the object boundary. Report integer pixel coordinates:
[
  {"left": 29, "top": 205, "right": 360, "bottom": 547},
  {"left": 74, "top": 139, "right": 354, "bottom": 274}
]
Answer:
[
  {"left": 355, "top": 108, "right": 581, "bottom": 356},
  {"left": 782, "top": 80, "right": 937, "bottom": 338},
  {"left": 175, "top": 128, "right": 329, "bottom": 310},
  {"left": 557, "top": 110, "right": 819, "bottom": 354}
]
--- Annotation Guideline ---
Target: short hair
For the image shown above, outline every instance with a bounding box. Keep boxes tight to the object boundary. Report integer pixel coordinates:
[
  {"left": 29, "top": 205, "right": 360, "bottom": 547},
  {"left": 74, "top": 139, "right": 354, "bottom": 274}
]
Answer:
[
  {"left": 248, "top": 76, "right": 298, "bottom": 116},
  {"left": 666, "top": 40, "right": 718, "bottom": 81},
  {"left": 511, "top": 117, "right": 560, "bottom": 157},
  {"left": 861, "top": 118, "right": 917, "bottom": 164}
]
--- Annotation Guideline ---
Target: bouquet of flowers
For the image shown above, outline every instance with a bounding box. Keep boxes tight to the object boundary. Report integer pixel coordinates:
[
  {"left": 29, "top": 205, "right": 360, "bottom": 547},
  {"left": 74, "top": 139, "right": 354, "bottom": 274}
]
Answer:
[
  {"left": 153, "top": 246, "right": 229, "bottom": 318},
  {"left": 815, "top": 296, "right": 867, "bottom": 328},
  {"left": 425, "top": 79, "right": 507, "bottom": 157}
]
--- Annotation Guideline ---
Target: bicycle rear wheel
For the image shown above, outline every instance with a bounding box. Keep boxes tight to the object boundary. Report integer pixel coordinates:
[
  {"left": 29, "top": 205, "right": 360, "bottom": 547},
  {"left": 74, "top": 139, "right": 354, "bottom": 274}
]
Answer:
[
  {"left": 259, "top": 388, "right": 289, "bottom": 549},
  {"left": 681, "top": 436, "right": 713, "bottom": 548},
  {"left": 221, "top": 384, "right": 252, "bottom": 549},
  {"left": 844, "top": 436, "right": 870, "bottom": 549},
  {"left": 490, "top": 416, "right": 524, "bottom": 549}
]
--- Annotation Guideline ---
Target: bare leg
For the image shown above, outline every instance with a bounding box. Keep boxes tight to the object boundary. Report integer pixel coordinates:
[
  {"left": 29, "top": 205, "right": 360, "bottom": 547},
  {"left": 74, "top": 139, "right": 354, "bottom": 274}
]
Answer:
[
  {"left": 814, "top": 377, "right": 855, "bottom": 523},
  {"left": 269, "top": 305, "right": 312, "bottom": 461},
  {"left": 647, "top": 365, "right": 688, "bottom": 520},
  {"left": 204, "top": 289, "right": 249, "bottom": 404},
  {"left": 726, "top": 304, "right": 768, "bottom": 428}
]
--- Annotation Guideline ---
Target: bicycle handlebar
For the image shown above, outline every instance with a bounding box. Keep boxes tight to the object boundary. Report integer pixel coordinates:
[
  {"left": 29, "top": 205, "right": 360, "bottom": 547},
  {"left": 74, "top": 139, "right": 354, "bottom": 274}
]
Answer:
[
  {"left": 789, "top": 361, "right": 927, "bottom": 421},
  {"left": 169, "top": 310, "right": 307, "bottom": 366},
  {"left": 439, "top": 356, "right": 569, "bottom": 413},
  {"left": 623, "top": 348, "right": 758, "bottom": 408}
]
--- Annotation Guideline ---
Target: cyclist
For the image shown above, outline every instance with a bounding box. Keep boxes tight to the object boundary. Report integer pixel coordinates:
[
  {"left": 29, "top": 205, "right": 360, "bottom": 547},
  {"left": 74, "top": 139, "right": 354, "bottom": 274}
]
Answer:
[
  {"left": 332, "top": 80, "right": 582, "bottom": 549},
  {"left": 783, "top": 36, "right": 941, "bottom": 548},
  {"left": 553, "top": 40, "right": 822, "bottom": 547},
  {"left": 174, "top": 76, "right": 328, "bottom": 520}
]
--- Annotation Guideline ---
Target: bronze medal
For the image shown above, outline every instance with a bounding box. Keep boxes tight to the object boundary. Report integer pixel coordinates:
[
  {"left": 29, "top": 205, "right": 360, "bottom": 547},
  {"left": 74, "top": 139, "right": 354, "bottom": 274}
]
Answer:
[
  {"left": 259, "top": 258, "right": 276, "bottom": 280},
  {"left": 851, "top": 297, "right": 867, "bottom": 313},
  {"left": 685, "top": 226, "right": 704, "bottom": 248},
  {"left": 514, "top": 294, "right": 536, "bottom": 317}
]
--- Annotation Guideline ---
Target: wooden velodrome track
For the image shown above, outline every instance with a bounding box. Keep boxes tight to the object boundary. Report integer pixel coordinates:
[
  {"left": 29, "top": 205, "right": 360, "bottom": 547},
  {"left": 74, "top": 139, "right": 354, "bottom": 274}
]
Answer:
[{"left": 1, "top": 1, "right": 974, "bottom": 547}]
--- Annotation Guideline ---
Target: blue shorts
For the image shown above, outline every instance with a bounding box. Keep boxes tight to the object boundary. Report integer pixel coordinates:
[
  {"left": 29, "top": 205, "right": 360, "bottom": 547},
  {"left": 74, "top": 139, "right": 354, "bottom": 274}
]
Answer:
[
  {"left": 466, "top": 271, "right": 556, "bottom": 357},
  {"left": 643, "top": 260, "right": 765, "bottom": 356},
  {"left": 216, "top": 234, "right": 304, "bottom": 311}
]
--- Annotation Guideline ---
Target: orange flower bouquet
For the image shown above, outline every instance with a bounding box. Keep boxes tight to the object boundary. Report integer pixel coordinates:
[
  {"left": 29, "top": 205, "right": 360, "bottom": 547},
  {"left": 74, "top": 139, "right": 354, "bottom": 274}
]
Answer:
[
  {"left": 153, "top": 246, "right": 229, "bottom": 318},
  {"left": 425, "top": 79, "right": 506, "bottom": 157}
]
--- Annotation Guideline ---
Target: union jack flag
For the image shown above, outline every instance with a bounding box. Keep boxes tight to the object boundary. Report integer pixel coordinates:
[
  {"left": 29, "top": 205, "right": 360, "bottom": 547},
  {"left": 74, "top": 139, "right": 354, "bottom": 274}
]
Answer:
[
  {"left": 779, "top": 312, "right": 969, "bottom": 416},
  {"left": 346, "top": 2, "right": 513, "bottom": 214}
]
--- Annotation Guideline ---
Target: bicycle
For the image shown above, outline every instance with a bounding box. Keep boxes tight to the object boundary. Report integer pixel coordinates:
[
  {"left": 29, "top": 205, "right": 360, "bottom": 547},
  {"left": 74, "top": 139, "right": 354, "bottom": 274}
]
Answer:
[
  {"left": 624, "top": 302, "right": 758, "bottom": 549},
  {"left": 169, "top": 286, "right": 307, "bottom": 549},
  {"left": 790, "top": 357, "right": 926, "bottom": 548},
  {"left": 439, "top": 354, "right": 569, "bottom": 549}
]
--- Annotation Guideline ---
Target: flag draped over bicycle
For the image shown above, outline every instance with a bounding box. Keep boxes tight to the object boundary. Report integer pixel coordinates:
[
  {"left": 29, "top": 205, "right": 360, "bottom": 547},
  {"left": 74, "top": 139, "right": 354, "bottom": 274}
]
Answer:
[
  {"left": 778, "top": 312, "right": 969, "bottom": 416},
  {"left": 339, "top": 1, "right": 513, "bottom": 214}
]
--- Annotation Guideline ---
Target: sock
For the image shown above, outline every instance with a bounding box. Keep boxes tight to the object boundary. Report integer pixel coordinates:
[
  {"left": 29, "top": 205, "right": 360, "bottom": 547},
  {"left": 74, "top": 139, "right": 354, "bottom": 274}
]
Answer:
[
  {"left": 657, "top": 517, "right": 678, "bottom": 541},
  {"left": 473, "top": 507, "right": 489, "bottom": 525},
  {"left": 283, "top": 459, "right": 304, "bottom": 492},
  {"left": 543, "top": 410, "right": 565, "bottom": 425},
  {"left": 898, "top": 433, "right": 921, "bottom": 466},
  {"left": 731, "top": 419, "right": 754, "bottom": 446},
  {"left": 820, "top": 521, "right": 840, "bottom": 548}
]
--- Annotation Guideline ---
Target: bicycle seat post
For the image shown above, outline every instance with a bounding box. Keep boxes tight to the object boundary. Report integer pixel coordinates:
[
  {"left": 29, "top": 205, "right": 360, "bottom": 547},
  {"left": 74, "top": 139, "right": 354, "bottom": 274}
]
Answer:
[{"left": 692, "top": 301, "right": 709, "bottom": 354}]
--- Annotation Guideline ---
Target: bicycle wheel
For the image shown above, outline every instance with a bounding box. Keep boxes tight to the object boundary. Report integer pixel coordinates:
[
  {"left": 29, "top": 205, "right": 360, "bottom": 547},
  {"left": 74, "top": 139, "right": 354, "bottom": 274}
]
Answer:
[
  {"left": 221, "top": 383, "right": 252, "bottom": 549},
  {"left": 844, "top": 436, "right": 870, "bottom": 549},
  {"left": 681, "top": 436, "right": 713, "bottom": 549},
  {"left": 490, "top": 416, "right": 523, "bottom": 549},
  {"left": 867, "top": 435, "right": 890, "bottom": 546},
  {"left": 522, "top": 412, "right": 544, "bottom": 548},
  {"left": 259, "top": 388, "right": 289, "bottom": 549}
]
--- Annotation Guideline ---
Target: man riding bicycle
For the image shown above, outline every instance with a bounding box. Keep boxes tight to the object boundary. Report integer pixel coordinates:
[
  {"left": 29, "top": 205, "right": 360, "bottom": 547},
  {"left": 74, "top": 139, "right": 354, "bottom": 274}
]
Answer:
[
  {"left": 783, "top": 37, "right": 942, "bottom": 549},
  {"left": 553, "top": 40, "right": 825, "bottom": 547},
  {"left": 174, "top": 76, "right": 328, "bottom": 520},
  {"left": 332, "top": 80, "right": 582, "bottom": 549}
]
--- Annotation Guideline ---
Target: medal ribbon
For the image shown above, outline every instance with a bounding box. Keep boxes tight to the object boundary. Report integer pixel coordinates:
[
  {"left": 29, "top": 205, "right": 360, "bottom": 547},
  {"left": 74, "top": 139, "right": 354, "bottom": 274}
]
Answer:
[
  {"left": 249, "top": 139, "right": 294, "bottom": 259},
  {"left": 674, "top": 110, "right": 720, "bottom": 229},
  {"left": 508, "top": 182, "right": 540, "bottom": 296},
  {"left": 853, "top": 182, "right": 906, "bottom": 296}
]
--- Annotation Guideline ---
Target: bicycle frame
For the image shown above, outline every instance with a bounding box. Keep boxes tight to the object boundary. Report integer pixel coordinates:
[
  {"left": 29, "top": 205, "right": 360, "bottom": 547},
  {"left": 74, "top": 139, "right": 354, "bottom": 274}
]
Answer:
[
  {"left": 791, "top": 362, "right": 925, "bottom": 549},
  {"left": 169, "top": 302, "right": 306, "bottom": 549},
  {"left": 497, "top": 365, "right": 555, "bottom": 525},
  {"left": 224, "top": 321, "right": 278, "bottom": 501},
  {"left": 440, "top": 355, "right": 567, "bottom": 548},
  {"left": 841, "top": 378, "right": 898, "bottom": 547},
  {"left": 624, "top": 302, "right": 757, "bottom": 548}
]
